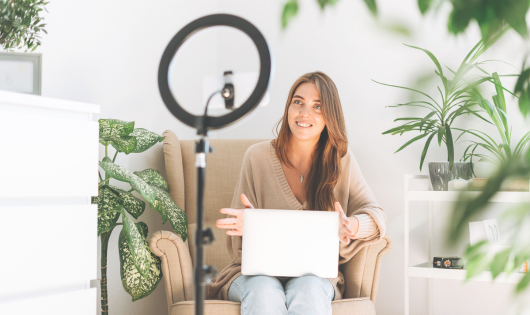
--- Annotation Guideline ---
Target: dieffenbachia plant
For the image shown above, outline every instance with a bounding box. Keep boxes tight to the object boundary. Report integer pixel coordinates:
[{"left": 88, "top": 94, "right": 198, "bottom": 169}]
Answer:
[{"left": 92, "top": 119, "right": 188, "bottom": 315}]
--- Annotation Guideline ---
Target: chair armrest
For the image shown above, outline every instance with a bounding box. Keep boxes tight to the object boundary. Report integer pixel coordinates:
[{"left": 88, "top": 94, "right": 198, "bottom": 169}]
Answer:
[
  {"left": 149, "top": 230, "right": 194, "bottom": 312},
  {"left": 341, "top": 235, "right": 392, "bottom": 303}
]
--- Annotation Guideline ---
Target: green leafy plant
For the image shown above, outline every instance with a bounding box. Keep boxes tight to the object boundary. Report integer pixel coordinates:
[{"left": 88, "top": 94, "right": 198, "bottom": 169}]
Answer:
[
  {"left": 93, "top": 119, "right": 188, "bottom": 315},
  {"left": 0, "top": 0, "right": 48, "bottom": 52},
  {"left": 446, "top": 76, "right": 530, "bottom": 299},
  {"left": 375, "top": 29, "right": 508, "bottom": 171},
  {"left": 280, "top": 0, "right": 529, "bottom": 42},
  {"left": 279, "top": 0, "right": 530, "bottom": 117},
  {"left": 455, "top": 72, "right": 530, "bottom": 174},
  {"left": 447, "top": 156, "right": 530, "bottom": 295}
]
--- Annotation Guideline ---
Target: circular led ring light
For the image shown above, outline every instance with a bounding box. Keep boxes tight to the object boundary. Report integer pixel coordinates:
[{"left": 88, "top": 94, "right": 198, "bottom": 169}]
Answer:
[{"left": 158, "top": 14, "right": 272, "bottom": 131}]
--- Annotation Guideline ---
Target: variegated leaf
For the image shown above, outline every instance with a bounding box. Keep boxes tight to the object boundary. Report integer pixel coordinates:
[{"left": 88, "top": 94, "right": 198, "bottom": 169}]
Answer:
[
  {"left": 121, "top": 212, "right": 152, "bottom": 277},
  {"left": 150, "top": 197, "right": 168, "bottom": 224},
  {"left": 110, "top": 185, "right": 146, "bottom": 219},
  {"left": 110, "top": 136, "right": 138, "bottom": 155},
  {"left": 119, "top": 222, "right": 162, "bottom": 301},
  {"left": 129, "top": 128, "right": 164, "bottom": 153},
  {"left": 92, "top": 186, "right": 122, "bottom": 236},
  {"left": 133, "top": 169, "right": 169, "bottom": 192},
  {"left": 99, "top": 160, "right": 157, "bottom": 204},
  {"left": 99, "top": 119, "right": 135, "bottom": 141},
  {"left": 150, "top": 186, "right": 188, "bottom": 242}
]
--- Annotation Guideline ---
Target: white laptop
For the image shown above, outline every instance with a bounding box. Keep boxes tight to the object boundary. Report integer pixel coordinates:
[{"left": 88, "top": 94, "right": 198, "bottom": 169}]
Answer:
[{"left": 242, "top": 209, "right": 340, "bottom": 278}]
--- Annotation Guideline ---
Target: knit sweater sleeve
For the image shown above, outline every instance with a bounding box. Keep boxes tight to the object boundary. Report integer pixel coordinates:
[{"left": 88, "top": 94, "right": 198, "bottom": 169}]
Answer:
[
  {"left": 344, "top": 151, "right": 386, "bottom": 243},
  {"left": 225, "top": 148, "right": 258, "bottom": 264},
  {"left": 352, "top": 214, "right": 378, "bottom": 239}
]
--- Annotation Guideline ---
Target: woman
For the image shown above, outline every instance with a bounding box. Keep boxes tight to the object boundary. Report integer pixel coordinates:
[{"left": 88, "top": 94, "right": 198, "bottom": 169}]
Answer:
[{"left": 208, "top": 71, "right": 387, "bottom": 315}]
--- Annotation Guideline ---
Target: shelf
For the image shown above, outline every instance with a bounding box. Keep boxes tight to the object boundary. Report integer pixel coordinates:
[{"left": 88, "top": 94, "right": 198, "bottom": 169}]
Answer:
[
  {"left": 406, "top": 190, "right": 530, "bottom": 203},
  {"left": 408, "top": 262, "right": 525, "bottom": 284}
]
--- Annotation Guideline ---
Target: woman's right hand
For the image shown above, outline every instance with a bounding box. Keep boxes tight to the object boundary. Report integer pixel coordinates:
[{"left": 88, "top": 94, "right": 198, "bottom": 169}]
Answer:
[{"left": 216, "top": 194, "right": 254, "bottom": 236}]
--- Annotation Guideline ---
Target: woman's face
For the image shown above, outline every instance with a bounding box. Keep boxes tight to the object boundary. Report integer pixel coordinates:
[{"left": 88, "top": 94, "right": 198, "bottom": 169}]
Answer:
[{"left": 288, "top": 82, "right": 326, "bottom": 143}]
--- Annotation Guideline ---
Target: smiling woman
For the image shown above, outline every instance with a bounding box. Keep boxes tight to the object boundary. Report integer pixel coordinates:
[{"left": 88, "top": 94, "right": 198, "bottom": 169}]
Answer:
[
  {"left": 275, "top": 71, "right": 348, "bottom": 213},
  {"left": 208, "top": 72, "right": 387, "bottom": 315}
]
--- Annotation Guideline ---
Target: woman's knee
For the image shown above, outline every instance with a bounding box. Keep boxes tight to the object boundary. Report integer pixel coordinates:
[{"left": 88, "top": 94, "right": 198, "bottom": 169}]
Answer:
[
  {"left": 285, "top": 276, "right": 334, "bottom": 300},
  {"left": 230, "top": 276, "right": 287, "bottom": 314},
  {"left": 230, "top": 275, "right": 286, "bottom": 301}
]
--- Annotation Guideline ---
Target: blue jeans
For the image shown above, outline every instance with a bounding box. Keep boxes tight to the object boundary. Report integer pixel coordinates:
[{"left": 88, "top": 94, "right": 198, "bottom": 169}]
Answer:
[{"left": 228, "top": 275, "right": 335, "bottom": 315}]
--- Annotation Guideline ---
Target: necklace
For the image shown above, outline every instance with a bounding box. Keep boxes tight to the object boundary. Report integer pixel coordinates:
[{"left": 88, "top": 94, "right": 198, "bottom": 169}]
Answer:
[{"left": 286, "top": 155, "right": 309, "bottom": 184}]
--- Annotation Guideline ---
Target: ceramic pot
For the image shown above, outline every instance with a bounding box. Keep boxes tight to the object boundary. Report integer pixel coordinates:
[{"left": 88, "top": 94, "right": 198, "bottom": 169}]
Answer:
[{"left": 428, "top": 161, "right": 472, "bottom": 191}]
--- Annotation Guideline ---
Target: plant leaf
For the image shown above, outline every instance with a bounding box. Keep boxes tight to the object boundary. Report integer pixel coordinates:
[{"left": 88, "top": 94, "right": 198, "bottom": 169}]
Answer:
[
  {"left": 121, "top": 212, "right": 152, "bottom": 278},
  {"left": 515, "top": 67, "right": 530, "bottom": 117},
  {"left": 420, "top": 111, "right": 436, "bottom": 132},
  {"left": 110, "top": 136, "right": 138, "bottom": 155},
  {"left": 420, "top": 132, "right": 436, "bottom": 171},
  {"left": 119, "top": 222, "right": 162, "bottom": 301},
  {"left": 394, "top": 132, "right": 430, "bottom": 153},
  {"left": 363, "top": 0, "right": 377, "bottom": 15},
  {"left": 446, "top": 125, "right": 454, "bottom": 170},
  {"left": 133, "top": 169, "right": 169, "bottom": 192},
  {"left": 418, "top": 0, "right": 431, "bottom": 14},
  {"left": 129, "top": 128, "right": 164, "bottom": 153},
  {"left": 516, "top": 271, "right": 530, "bottom": 293},
  {"left": 463, "top": 241, "right": 491, "bottom": 280},
  {"left": 99, "top": 160, "right": 157, "bottom": 204},
  {"left": 110, "top": 185, "right": 146, "bottom": 219},
  {"left": 149, "top": 186, "right": 188, "bottom": 242},
  {"left": 490, "top": 248, "right": 512, "bottom": 279},
  {"left": 437, "top": 125, "right": 444, "bottom": 147},
  {"left": 99, "top": 119, "right": 135, "bottom": 141},
  {"left": 281, "top": 0, "right": 298, "bottom": 29},
  {"left": 92, "top": 185, "right": 122, "bottom": 236}
]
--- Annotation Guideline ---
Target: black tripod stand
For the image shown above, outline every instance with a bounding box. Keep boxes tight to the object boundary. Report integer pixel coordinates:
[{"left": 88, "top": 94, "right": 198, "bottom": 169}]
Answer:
[{"left": 157, "top": 14, "right": 272, "bottom": 315}]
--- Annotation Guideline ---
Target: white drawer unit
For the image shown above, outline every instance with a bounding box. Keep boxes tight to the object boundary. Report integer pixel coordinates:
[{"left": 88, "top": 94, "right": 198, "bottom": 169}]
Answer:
[
  {"left": 0, "top": 90, "right": 100, "bottom": 315},
  {"left": 0, "top": 288, "right": 97, "bottom": 315}
]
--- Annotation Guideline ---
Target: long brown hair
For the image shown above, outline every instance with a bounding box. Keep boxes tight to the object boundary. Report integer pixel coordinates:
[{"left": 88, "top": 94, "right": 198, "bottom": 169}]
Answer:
[{"left": 273, "top": 71, "right": 348, "bottom": 211}]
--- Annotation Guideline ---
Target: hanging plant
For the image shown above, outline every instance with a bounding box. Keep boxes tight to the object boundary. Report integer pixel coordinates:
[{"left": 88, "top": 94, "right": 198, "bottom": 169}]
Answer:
[{"left": 0, "top": 0, "right": 49, "bottom": 52}]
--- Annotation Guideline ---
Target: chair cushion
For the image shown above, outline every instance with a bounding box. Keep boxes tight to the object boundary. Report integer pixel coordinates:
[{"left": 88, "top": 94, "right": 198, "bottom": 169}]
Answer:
[{"left": 171, "top": 298, "right": 375, "bottom": 315}]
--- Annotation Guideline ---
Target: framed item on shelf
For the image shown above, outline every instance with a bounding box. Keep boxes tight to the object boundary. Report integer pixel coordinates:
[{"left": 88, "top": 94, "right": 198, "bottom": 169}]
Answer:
[{"left": 0, "top": 52, "right": 42, "bottom": 95}]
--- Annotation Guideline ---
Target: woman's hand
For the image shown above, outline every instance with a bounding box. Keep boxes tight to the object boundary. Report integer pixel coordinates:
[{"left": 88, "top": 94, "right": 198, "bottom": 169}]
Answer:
[
  {"left": 216, "top": 194, "right": 254, "bottom": 236},
  {"left": 334, "top": 202, "right": 359, "bottom": 244}
]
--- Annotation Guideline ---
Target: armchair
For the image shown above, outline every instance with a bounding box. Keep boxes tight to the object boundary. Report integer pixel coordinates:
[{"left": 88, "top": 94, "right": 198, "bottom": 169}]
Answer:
[{"left": 149, "top": 130, "right": 392, "bottom": 315}]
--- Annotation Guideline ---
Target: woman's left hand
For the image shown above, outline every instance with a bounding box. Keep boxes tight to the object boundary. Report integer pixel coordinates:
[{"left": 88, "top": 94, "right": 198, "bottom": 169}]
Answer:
[{"left": 334, "top": 202, "right": 359, "bottom": 244}]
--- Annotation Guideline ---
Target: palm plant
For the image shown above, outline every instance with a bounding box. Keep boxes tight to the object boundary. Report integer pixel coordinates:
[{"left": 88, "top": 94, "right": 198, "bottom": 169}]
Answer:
[
  {"left": 94, "top": 119, "right": 187, "bottom": 315},
  {"left": 455, "top": 72, "right": 530, "bottom": 175},
  {"left": 375, "top": 28, "right": 509, "bottom": 171}
]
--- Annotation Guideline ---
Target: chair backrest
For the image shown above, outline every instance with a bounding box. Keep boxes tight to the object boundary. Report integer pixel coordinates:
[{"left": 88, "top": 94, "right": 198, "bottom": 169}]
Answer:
[{"left": 162, "top": 130, "right": 268, "bottom": 271}]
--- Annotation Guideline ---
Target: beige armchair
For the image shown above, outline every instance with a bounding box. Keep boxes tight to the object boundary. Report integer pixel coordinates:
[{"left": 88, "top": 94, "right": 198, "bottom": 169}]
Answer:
[{"left": 149, "top": 130, "right": 392, "bottom": 315}]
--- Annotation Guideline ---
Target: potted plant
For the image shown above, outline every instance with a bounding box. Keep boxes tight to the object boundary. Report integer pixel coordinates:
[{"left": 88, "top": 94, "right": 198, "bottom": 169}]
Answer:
[
  {"left": 0, "top": 0, "right": 48, "bottom": 52},
  {"left": 93, "top": 119, "right": 188, "bottom": 315},
  {"left": 375, "top": 28, "right": 509, "bottom": 190},
  {"left": 455, "top": 72, "right": 530, "bottom": 190}
]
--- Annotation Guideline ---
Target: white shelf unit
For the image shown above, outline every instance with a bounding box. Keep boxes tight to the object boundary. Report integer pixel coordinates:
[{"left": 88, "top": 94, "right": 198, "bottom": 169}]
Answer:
[
  {"left": 0, "top": 90, "right": 100, "bottom": 315},
  {"left": 404, "top": 175, "right": 530, "bottom": 315}
]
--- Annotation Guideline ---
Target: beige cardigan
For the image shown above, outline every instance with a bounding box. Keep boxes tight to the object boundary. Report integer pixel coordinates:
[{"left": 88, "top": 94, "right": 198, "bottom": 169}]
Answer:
[{"left": 206, "top": 139, "right": 387, "bottom": 301}]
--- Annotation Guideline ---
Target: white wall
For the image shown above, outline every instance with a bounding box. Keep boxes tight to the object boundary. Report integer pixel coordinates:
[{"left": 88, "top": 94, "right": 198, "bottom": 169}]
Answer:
[{"left": 35, "top": 0, "right": 529, "bottom": 314}]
